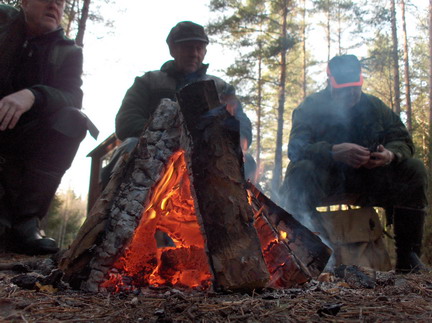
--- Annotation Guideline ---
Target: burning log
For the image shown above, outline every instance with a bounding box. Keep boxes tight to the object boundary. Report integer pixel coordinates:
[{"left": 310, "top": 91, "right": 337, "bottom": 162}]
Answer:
[
  {"left": 59, "top": 80, "right": 331, "bottom": 293},
  {"left": 247, "top": 183, "right": 331, "bottom": 279},
  {"left": 176, "top": 82, "right": 270, "bottom": 291},
  {"left": 247, "top": 183, "right": 332, "bottom": 287}
]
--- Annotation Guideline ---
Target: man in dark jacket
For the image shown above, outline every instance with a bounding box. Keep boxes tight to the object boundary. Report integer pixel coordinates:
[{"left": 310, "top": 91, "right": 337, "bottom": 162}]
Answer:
[
  {"left": 0, "top": 0, "right": 94, "bottom": 255},
  {"left": 104, "top": 21, "right": 254, "bottom": 186},
  {"left": 280, "top": 54, "right": 428, "bottom": 273}
]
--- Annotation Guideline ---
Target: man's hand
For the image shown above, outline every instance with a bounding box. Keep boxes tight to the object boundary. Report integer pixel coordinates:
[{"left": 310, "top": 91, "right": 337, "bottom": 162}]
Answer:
[
  {"left": 363, "top": 145, "right": 394, "bottom": 169},
  {"left": 332, "top": 143, "right": 371, "bottom": 168},
  {"left": 0, "top": 89, "right": 35, "bottom": 130}
]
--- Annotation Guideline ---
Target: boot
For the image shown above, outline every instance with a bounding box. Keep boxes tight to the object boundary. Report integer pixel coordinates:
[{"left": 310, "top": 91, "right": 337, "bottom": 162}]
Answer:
[
  {"left": 11, "top": 167, "right": 62, "bottom": 255},
  {"left": 0, "top": 155, "right": 15, "bottom": 252},
  {"left": 13, "top": 217, "right": 58, "bottom": 255},
  {"left": 0, "top": 185, "right": 11, "bottom": 253},
  {"left": 393, "top": 207, "right": 428, "bottom": 274},
  {"left": 0, "top": 155, "right": 20, "bottom": 228}
]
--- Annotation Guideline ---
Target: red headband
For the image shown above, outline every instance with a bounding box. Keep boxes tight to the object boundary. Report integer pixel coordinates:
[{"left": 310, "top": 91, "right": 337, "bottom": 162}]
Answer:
[{"left": 326, "top": 66, "right": 363, "bottom": 89}]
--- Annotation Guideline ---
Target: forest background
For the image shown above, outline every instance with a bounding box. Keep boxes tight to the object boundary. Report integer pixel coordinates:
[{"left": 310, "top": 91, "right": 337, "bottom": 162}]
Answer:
[{"left": 1, "top": 0, "right": 431, "bottom": 266}]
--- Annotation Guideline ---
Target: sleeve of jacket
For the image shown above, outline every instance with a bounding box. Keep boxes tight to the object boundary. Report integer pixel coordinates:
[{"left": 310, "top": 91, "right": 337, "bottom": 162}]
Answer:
[
  {"left": 369, "top": 95, "right": 414, "bottom": 162},
  {"left": 0, "top": 4, "right": 19, "bottom": 24},
  {"left": 218, "top": 81, "right": 253, "bottom": 147},
  {"left": 29, "top": 44, "right": 83, "bottom": 114},
  {"left": 115, "top": 75, "right": 152, "bottom": 141},
  {"left": 288, "top": 98, "right": 334, "bottom": 165}
]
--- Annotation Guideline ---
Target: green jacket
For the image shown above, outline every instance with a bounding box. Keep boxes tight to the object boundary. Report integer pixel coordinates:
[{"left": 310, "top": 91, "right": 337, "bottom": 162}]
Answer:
[
  {"left": 115, "top": 60, "right": 252, "bottom": 145},
  {"left": 288, "top": 87, "right": 414, "bottom": 166},
  {"left": 0, "top": 4, "right": 83, "bottom": 117}
]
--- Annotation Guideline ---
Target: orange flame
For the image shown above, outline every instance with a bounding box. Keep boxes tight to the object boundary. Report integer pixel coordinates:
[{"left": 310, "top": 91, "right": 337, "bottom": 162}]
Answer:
[{"left": 101, "top": 150, "right": 212, "bottom": 292}]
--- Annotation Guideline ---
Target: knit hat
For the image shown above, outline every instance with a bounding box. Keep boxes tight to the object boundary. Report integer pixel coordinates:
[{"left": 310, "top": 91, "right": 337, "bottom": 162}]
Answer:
[
  {"left": 327, "top": 54, "right": 363, "bottom": 88},
  {"left": 166, "top": 21, "right": 209, "bottom": 47}
]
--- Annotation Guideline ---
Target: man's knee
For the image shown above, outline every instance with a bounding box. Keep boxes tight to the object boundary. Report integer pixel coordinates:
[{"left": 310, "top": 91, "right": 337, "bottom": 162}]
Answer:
[
  {"left": 118, "top": 137, "right": 139, "bottom": 153},
  {"left": 390, "top": 157, "right": 428, "bottom": 208},
  {"left": 280, "top": 160, "right": 320, "bottom": 209},
  {"left": 284, "top": 160, "right": 318, "bottom": 184},
  {"left": 49, "top": 107, "right": 90, "bottom": 140},
  {"left": 396, "top": 158, "right": 428, "bottom": 186}
]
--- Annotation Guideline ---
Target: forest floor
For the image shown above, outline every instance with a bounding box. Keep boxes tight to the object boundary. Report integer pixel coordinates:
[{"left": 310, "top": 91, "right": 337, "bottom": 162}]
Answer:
[{"left": 0, "top": 252, "right": 431, "bottom": 323}]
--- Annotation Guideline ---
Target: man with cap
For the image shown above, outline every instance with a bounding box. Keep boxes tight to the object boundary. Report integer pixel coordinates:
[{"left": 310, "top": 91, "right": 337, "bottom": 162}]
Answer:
[
  {"left": 279, "top": 54, "right": 428, "bottom": 274},
  {"left": 104, "top": 21, "right": 253, "bottom": 185},
  {"left": 0, "top": 1, "right": 96, "bottom": 255}
]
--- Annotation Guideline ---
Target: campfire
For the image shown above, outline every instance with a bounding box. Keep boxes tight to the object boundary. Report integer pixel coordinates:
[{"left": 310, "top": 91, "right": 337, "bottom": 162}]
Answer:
[
  {"left": 100, "top": 150, "right": 213, "bottom": 291},
  {"left": 59, "top": 81, "right": 331, "bottom": 293}
]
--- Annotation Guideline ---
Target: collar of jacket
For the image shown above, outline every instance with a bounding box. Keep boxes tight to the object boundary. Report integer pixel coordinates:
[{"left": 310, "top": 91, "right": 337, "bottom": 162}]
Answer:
[
  {"left": 0, "top": 4, "right": 22, "bottom": 26},
  {"left": 160, "top": 60, "right": 209, "bottom": 78},
  {"left": 26, "top": 27, "right": 72, "bottom": 46}
]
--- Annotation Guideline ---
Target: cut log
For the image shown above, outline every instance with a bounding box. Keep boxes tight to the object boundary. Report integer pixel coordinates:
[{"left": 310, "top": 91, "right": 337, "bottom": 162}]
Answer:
[{"left": 177, "top": 81, "right": 270, "bottom": 291}]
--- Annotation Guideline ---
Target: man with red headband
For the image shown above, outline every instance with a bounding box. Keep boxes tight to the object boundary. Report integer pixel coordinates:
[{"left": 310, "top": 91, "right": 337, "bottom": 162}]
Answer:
[{"left": 280, "top": 54, "right": 428, "bottom": 274}]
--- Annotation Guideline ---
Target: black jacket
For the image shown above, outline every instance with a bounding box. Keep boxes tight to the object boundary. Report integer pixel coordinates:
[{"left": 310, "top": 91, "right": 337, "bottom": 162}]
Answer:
[
  {"left": 0, "top": 4, "right": 83, "bottom": 118},
  {"left": 115, "top": 60, "right": 252, "bottom": 146},
  {"left": 288, "top": 87, "right": 414, "bottom": 166}
]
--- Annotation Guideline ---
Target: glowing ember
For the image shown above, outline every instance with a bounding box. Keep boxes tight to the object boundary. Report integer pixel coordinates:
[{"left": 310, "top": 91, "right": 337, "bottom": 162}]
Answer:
[{"left": 101, "top": 151, "right": 212, "bottom": 292}]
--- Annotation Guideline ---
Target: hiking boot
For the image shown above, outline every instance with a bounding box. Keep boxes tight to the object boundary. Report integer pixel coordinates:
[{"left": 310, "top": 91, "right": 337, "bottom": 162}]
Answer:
[{"left": 12, "top": 217, "right": 59, "bottom": 255}]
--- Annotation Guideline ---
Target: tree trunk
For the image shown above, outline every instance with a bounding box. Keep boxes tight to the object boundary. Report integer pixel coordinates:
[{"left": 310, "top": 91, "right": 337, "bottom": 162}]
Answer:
[
  {"left": 256, "top": 41, "right": 263, "bottom": 177},
  {"left": 271, "top": 0, "right": 289, "bottom": 197},
  {"left": 64, "top": 0, "right": 77, "bottom": 38},
  {"left": 302, "top": 0, "right": 307, "bottom": 99},
  {"left": 326, "top": 1, "right": 331, "bottom": 62},
  {"left": 390, "top": 0, "right": 401, "bottom": 116},
  {"left": 429, "top": 0, "right": 432, "bottom": 170},
  {"left": 75, "top": 0, "right": 90, "bottom": 47},
  {"left": 336, "top": 4, "right": 342, "bottom": 55},
  {"left": 400, "top": 0, "right": 412, "bottom": 132}
]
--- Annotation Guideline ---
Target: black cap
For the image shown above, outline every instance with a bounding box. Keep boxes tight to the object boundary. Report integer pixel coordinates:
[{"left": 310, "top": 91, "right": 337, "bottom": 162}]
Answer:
[
  {"left": 327, "top": 54, "right": 363, "bottom": 88},
  {"left": 166, "top": 21, "right": 209, "bottom": 47}
]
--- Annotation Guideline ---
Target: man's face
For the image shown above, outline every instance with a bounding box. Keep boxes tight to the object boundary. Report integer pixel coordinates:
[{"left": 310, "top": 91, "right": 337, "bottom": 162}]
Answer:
[
  {"left": 330, "top": 86, "right": 362, "bottom": 109},
  {"left": 21, "top": 0, "right": 65, "bottom": 36},
  {"left": 170, "top": 41, "right": 207, "bottom": 74}
]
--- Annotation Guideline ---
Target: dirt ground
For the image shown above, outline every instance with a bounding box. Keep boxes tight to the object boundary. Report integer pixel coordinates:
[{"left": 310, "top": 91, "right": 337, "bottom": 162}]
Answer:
[{"left": 0, "top": 252, "right": 431, "bottom": 323}]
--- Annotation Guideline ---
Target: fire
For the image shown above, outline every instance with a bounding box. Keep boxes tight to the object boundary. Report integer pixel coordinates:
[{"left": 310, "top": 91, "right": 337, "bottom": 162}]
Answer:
[{"left": 101, "top": 150, "right": 212, "bottom": 292}]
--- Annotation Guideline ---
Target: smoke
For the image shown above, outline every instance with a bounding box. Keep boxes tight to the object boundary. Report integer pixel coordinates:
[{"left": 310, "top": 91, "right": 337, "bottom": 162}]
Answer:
[{"left": 278, "top": 174, "right": 337, "bottom": 271}]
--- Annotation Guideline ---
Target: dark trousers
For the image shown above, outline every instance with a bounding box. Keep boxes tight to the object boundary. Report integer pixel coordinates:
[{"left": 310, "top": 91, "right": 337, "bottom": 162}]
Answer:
[
  {"left": 0, "top": 109, "right": 87, "bottom": 226},
  {"left": 280, "top": 157, "right": 428, "bottom": 220},
  {"left": 0, "top": 119, "right": 83, "bottom": 173}
]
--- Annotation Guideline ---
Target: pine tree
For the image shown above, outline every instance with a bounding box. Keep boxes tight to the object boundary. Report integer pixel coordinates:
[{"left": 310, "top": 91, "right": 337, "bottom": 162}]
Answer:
[
  {"left": 208, "top": 0, "right": 298, "bottom": 196},
  {"left": 390, "top": 0, "right": 401, "bottom": 116},
  {"left": 44, "top": 190, "right": 86, "bottom": 249},
  {"left": 400, "top": 0, "right": 412, "bottom": 132}
]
